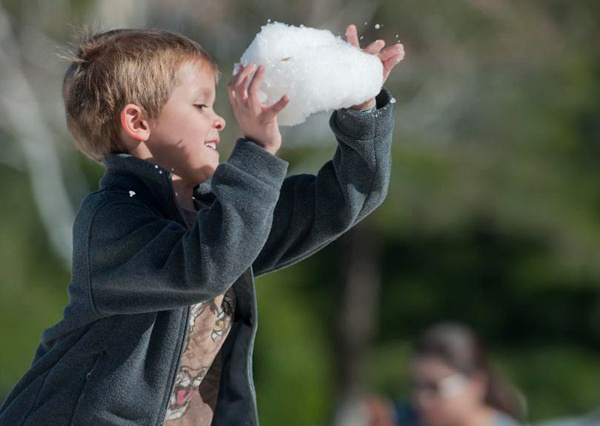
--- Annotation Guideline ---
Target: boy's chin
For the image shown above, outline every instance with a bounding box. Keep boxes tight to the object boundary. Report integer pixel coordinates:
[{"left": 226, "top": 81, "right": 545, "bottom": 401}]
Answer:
[
  {"left": 192, "top": 164, "right": 218, "bottom": 184},
  {"left": 173, "top": 164, "right": 218, "bottom": 186}
]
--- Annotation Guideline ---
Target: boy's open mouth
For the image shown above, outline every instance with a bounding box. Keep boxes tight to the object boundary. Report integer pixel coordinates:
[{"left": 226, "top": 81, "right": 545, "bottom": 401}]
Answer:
[{"left": 205, "top": 140, "right": 219, "bottom": 150}]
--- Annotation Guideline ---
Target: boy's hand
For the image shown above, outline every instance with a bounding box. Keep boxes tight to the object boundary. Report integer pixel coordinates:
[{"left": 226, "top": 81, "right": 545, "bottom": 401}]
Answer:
[
  {"left": 228, "top": 63, "right": 290, "bottom": 155},
  {"left": 345, "top": 24, "right": 405, "bottom": 111}
]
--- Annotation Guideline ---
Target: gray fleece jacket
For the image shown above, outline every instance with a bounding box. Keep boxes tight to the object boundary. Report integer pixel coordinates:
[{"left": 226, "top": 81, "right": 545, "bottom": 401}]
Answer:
[{"left": 0, "top": 88, "right": 395, "bottom": 426}]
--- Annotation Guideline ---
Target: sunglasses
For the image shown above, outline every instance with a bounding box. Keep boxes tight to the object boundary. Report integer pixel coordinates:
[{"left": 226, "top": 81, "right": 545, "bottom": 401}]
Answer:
[{"left": 410, "top": 374, "right": 469, "bottom": 400}]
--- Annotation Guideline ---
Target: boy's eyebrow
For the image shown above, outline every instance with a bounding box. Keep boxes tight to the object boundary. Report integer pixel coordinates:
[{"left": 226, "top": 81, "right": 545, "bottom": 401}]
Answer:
[{"left": 193, "top": 88, "right": 213, "bottom": 98}]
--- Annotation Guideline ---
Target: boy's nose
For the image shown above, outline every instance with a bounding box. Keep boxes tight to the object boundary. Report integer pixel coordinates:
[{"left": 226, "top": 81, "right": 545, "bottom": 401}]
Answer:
[{"left": 214, "top": 115, "right": 226, "bottom": 131}]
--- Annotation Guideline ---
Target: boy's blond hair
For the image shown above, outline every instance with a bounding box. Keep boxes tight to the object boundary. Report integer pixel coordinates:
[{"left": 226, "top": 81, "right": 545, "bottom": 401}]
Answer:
[{"left": 63, "top": 29, "right": 219, "bottom": 162}]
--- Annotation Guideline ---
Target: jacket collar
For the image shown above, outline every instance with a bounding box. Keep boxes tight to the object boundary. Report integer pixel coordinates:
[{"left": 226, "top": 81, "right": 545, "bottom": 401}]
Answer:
[
  {"left": 102, "top": 153, "right": 171, "bottom": 185},
  {"left": 100, "top": 153, "right": 216, "bottom": 220}
]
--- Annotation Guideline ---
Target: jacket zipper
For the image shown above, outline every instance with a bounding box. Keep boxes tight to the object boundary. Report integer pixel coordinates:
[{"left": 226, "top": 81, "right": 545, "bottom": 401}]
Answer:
[
  {"left": 157, "top": 306, "right": 191, "bottom": 424},
  {"left": 156, "top": 174, "right": 194, "bottom": 425},
  {"left": 242, "top": 268, "right": 260, "bottom": 426}
]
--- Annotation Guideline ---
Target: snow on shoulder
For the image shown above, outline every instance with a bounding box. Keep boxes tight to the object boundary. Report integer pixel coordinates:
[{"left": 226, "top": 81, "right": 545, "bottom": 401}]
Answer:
[{"left": 236, "top": 22, "right": 383, "bottom": 126}]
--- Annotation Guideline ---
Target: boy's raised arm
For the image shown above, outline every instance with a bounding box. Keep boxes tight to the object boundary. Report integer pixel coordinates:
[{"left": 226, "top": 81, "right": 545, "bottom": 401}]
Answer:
[
  {"left": 252, "top": 87, "right": 395, "bottom": 276},
  {"left": 252, "top": 25, "right": 404, "bottom": 276},
  {"left": 86, "top": 140, "right": 287, "bottom": 317}
]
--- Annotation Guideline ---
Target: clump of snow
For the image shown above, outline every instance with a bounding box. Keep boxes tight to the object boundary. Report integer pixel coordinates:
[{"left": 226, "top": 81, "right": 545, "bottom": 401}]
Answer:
[
  {"left": 236, "top": 22, "right": 383, "bottom": 126},
  {"left": 129, "top": 190, "right": 136, "bottom": 197},
  {"left": 374, "top": 24, "right": 381, "bottom": 29}
]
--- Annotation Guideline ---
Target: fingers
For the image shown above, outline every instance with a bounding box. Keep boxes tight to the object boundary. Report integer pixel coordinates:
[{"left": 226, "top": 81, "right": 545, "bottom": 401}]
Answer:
[
  {"left": 382, "top": 44, "right": 405, "bottom": 70},
  {"left": 227, "top": 64, "right": 241, "bottom": 102},
  {"left": 245, "top": 65, "right": 266, "bottom": 115},
  {"left": 228, "top": 63, "right": 246, "bottom": 103},
  {"left": 264, "top": 95, "right": 290, "bottom": 119},
  {"left": 231, "top": 63, "right": 257, "bottom": 102},
  {"left": 345, "top": 24, "right": 360, "bottom": 48},
  {"left": 364, "top": 39, "right": 385, "bottom": 55},
  {"left": 381, "top": 44, "right": 405, "bottom": 82},
  {"left": 248, "top": 65, "right": 265, "bottom": 101},
  {"left": 229, "top": 63, "right": 289, "bottom": 120},
  {"left": 383, "top": 54, "right": 403, "bottom": 70},
  {"left": 379, "top": 44, "right": 405, "bottom": 62},
  {"left": 228, "top": 63, "right": 246, "bottom": 90}
]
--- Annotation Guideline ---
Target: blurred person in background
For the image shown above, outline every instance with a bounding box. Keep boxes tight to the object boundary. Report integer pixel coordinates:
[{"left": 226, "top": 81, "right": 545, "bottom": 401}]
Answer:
[{"left": 396, "top": 322, "right": 524, "bottom": 426}]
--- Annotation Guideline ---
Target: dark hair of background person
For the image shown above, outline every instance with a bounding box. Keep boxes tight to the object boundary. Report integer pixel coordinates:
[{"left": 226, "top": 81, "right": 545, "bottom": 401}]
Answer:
[{"left": 415, "top": 323, "right": 525, "bottom": 421}]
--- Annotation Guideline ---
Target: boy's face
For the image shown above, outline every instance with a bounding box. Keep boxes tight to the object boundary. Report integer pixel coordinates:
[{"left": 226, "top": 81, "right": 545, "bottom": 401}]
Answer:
[{"left": 145, "top": 61, "right": 225, "bottom": 185}]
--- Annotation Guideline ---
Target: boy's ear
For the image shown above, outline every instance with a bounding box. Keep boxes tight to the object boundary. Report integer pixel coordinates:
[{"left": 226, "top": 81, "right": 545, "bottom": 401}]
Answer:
[{"left": 120, "top": 104, "right": 151, "bottom": 143}]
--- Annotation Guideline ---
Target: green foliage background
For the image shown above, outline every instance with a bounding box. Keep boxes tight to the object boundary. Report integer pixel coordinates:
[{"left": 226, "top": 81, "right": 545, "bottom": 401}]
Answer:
[{"left": 1, "top": 0, "right": 599, "bottom": 424}]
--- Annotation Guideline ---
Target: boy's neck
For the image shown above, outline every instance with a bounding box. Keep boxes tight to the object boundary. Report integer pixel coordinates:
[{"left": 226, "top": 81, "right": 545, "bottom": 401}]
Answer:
[{"left": 171, "top": 176, "right": 196, "bottom": 211}]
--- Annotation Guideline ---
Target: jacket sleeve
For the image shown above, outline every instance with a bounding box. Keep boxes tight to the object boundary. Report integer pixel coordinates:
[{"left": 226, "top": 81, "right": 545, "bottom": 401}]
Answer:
[
  {"left": 87, "top": 139, "right": 288, "bottom": 316},
  {"left": 252, "top": 87, "right": 395, "bottom": 276}
]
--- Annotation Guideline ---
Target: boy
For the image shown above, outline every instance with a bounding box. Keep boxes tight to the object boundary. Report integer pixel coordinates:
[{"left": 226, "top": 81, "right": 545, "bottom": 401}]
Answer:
[{"left": 0, "top": 25, "right": 403, "bottom": 425}]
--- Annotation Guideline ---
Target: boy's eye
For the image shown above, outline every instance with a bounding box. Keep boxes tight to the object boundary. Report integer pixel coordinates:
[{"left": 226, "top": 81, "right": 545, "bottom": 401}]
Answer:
[{"left": 194, "top": 104, "right": 208, "bottom": 110}]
